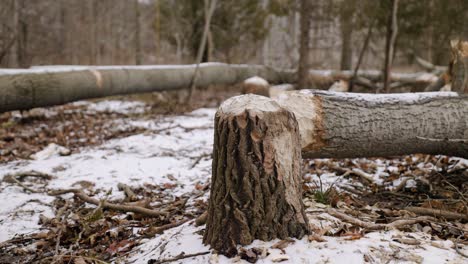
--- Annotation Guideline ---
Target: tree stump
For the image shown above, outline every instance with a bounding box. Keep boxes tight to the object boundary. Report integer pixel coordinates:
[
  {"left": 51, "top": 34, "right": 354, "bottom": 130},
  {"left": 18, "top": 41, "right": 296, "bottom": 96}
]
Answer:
[{"left": 203, "top": 95, "right": 310, "bottom": 256}]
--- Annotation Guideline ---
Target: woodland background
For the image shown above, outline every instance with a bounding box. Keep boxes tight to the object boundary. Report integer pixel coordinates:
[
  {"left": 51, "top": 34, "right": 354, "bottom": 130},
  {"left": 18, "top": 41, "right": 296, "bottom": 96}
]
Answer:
[{"left": 1, "top": 0, "right": 467, "bottom": 70}]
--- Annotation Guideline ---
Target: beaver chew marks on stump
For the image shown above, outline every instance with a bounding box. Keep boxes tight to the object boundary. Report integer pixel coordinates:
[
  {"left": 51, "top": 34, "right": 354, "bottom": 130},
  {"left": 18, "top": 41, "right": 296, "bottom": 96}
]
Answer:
[{"left": 203, "top": 94, "right": 310, "bottom": 257}]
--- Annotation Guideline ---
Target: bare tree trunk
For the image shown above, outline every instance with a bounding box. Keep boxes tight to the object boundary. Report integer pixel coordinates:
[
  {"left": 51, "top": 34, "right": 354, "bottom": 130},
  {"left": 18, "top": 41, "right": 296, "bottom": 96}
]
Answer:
[
  {"left": 154, "top": 0, "right": 161, "bottom": 60},
  {"left": 134, "top": 0, "right": 142, "bottom": 65},
  {"left": 339, "top": 1, "right": 354, "bottom": 71},
  {"left": 383, "top": 0, "right": 399, "bottom": 93},
  {"left": 14, "top": 0, "right": 27, "bottom": 68},
  {"left": 203, "top": 95, "right": 310, "bottom": 256},
  {"left": 187, "top": 0, "right": 217, "bottom": 102},
  {"left": 297, "top": 0, "right": 311, "bottom": 89},
  {"left": 450, "top": 40, "right": 468, "bottom": 94},
  {"left": 350, "top": 19, "right": 375, "bottom": 92},
  {"left": 277, "top": 90, "right": 467, "bottom": 158}
]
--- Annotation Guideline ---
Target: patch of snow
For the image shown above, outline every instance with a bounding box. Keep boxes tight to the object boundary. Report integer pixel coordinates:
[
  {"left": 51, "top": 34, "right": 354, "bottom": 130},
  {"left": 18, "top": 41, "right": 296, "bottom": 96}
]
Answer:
[
  {"left": 0, "top": 106, "right": 215, "bottom": 242},
  {"left": 127, "top": 223, "right": 465, "bottom": 264},
  {"left": 87, "top": 100, "right": 148, "bottom": 114},
  {"left": 31, "top": 143, "right": 71, "bottom": 160}
]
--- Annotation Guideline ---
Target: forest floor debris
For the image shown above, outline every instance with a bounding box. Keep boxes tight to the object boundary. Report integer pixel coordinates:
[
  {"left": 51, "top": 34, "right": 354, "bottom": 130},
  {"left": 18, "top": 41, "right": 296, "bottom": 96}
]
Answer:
[{"left": 0, "top": 90, "right": 467, "bottom": 263}]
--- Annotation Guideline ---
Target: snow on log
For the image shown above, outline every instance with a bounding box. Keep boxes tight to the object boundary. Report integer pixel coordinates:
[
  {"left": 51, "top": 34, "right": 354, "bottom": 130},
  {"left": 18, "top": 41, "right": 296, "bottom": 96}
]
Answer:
[
  {"left": 0, "top": 63, "right": 439, "bottom": 113},
  {"left": 203, "top": 95, "right": 310, "bottom": 256},
  {"left": 277, "top": 90, "right": 468, "bottom": 159}
]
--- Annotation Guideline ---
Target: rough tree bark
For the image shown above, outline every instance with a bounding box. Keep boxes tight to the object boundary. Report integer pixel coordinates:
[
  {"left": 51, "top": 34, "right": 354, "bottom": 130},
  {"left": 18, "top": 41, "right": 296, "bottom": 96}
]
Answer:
[
  {"left": 350, "top": 19, "right": 375, "bottom": 92},
  {"left": 339, "top": 0, "right": 355, "bottom": 71},
  {"left": 187, "top": 0, "right": 217, "bottom": 102},
  {"left": 134, "top": 0, "right": 142, "bottom": 65},
  {"left": 203, "top": 95, "right": 310, "bottom": 256},
  {"left": 383, "top": 0, "right": 399, "bottom": 93},
  {"left": 277, "top": 90, "right": 468, "bottom": 158},
  {"left": 0, "top": 64, "right": 438, "bottom": 113},
  {"left": 297, "top": 0, "right": 311, "bottom": 89},
  {"left": 450, "top": 40, "right": 468, "bottom": 94}
]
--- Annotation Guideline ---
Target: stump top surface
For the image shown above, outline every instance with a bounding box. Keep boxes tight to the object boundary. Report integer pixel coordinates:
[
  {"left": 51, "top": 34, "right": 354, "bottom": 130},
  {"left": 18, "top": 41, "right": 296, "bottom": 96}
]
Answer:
[{"left": 219, "top": 94, "right": 281, "bottom": 115}]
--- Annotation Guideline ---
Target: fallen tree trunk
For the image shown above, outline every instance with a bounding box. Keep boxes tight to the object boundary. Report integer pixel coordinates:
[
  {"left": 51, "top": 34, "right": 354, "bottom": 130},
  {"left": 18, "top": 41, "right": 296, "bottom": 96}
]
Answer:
[
  {"left": 278, "top": 90, "right": 467, "bottom": 158},
  {"left": 0, "top": 63, "right": 438, "bottom": 113},
  {"left": 0, "top": 64, "right": 293, "bottom": 113}
]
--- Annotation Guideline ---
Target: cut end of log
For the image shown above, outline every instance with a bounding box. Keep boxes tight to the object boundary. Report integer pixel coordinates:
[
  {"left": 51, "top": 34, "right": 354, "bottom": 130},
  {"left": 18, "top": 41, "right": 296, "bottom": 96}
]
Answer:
[{"left": 241, "top": 76, "right": 270, "bottom": 97}]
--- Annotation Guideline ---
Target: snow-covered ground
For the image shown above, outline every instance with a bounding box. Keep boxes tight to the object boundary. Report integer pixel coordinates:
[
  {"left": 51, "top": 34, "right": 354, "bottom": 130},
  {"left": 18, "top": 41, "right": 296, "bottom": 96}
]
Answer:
[{"left": 0, "top": 100, "right": 466, "bottom": 263}]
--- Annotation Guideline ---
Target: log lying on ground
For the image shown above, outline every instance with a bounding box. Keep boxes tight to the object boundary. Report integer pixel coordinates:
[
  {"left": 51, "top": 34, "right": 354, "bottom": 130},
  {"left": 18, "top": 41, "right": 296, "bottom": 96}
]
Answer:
[
  {"left": 203, "top": 95, "right": 310, "bottom": 256},
  {"left": 0, "top": 63, "right": 438, "bottom": 113},
  {"left": 307, "top": 69, "right": 437, "bottom": 91},
  {"left": 0, "top": 63, "right": 293, "bottom": 113},
  {"left": 277, "top": 90, "right": 468, "bottom": 159}
]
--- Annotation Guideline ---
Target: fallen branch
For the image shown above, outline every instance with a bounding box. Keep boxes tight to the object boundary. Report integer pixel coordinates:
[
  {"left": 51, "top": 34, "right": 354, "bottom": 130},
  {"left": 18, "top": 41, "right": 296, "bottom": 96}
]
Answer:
[
  {"left": 405, "top": 207, "right": 468, "bottom": 221},
  {"left": 148, "top": 251, "right": 211, "bottom": 264},
  {"left": 393, "top": 177, "right": 412, "bottom": 192},
  {"left": 145, "top": 219, "right": 191, "bottom": 237},
  {"left": 455, "top": 235, "right": 468, "bottom": 258},
  {"left": 327, "top": 208, "right": 433, "bottom": 231},
  {"left": 49, "top": 189, "right": 169, "bottom": 218},
  {"left": 8, "top": 176, "right": 40, "bottom": 193},
  {"left": 39, "top": 255, "right": 109, "bottom": 264},
  {"left": 190, "top": 153, "right": 211, "bottom": 169},
  {"left": 330, "top": 165, "right": 375, "bottom": 185},
  {"left": 2, "top": 170, "right": 54, "bottom": 181},
  {"left": 117, "top": 183, "right": 138, "bottom": 202}
]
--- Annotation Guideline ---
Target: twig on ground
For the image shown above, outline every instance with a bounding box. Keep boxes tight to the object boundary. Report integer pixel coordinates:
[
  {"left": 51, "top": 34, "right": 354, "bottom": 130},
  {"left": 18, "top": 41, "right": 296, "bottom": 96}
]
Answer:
[
  {"left": 145, "top": 219, "right": 191, "bottom": 237},
  {"left": 40, "top": 255, "right": 110, "bottom": 264},
  {"left": 405, "top": 207, "right": 468, "bottom": 221},
  {"left": 393, "top": 177, "right": 412, "bottom": 193},
  {"left": 148, "top": 251, "right": 211, "bottom": 264},
  {"left": 8, "top": 176, "right": 40, "bottom": 193},
  {"left": 49, "top": 189, "right": 169, "bottom": 218},
  {"left": 190, "top": 153, "right": 212, "bottom": 169},
  {"left": 455, "top": 235, "right": 468, "bottom": 258},
  {"left": 327, "top": 208, "right": 433, "bottom": 231},
  {"left": 117, "top": 183, "right": 138, "bottom": 201},
  {"left": 330, "top": 165, "right": 375, "bottom": 185},
  {"left": 2, "top": 170, "right": 54, "bottom": 181}
]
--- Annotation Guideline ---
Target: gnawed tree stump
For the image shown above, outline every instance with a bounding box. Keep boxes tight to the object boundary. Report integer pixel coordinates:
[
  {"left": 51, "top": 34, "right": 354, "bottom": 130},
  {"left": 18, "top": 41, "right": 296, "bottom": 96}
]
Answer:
[{"left": 203, "top": 95, "right": 310, "bottom": 256}]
